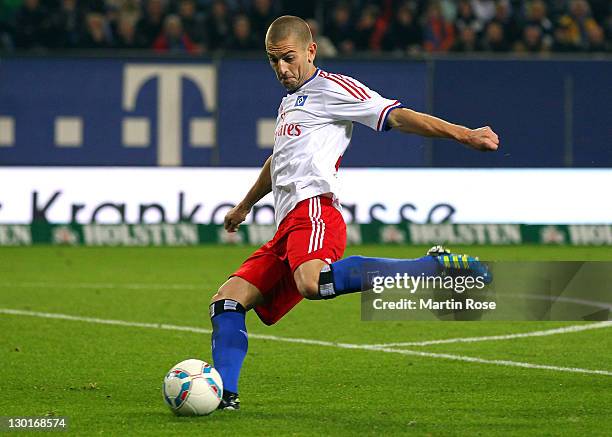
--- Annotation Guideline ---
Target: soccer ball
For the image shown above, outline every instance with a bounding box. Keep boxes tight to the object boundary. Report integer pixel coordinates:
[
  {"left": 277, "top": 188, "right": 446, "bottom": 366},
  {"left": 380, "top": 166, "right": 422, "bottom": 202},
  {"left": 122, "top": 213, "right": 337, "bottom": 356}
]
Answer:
[{"left": 162, "top": 359, "right": 223, "bottom": 416}]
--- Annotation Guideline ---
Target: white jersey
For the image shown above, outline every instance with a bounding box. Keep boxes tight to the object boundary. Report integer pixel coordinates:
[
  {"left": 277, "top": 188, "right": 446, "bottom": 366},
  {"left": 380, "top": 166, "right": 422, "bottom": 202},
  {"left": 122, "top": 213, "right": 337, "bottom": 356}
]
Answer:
[{"left": 271, "top": 68, "right": 402, "bottom": 225}]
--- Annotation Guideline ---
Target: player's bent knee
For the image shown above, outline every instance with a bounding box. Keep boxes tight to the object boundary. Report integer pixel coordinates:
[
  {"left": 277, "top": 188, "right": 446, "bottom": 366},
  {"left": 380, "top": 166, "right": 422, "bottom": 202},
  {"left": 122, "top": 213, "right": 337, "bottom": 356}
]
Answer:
[
  {"left": 294, "top": 259, "right": 327, "bottom": 300},
  {"left": 211, "top": 276, "right": 263, "bottom": 309},
  {"left": 296, "top": 280, "right": 320, "bottom": 300}
]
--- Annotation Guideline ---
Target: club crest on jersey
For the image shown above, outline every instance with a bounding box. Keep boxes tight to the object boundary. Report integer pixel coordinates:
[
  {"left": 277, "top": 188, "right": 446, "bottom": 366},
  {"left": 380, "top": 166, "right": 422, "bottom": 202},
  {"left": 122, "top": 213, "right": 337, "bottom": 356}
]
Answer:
[{"left": 295, "top": 95, "right": 308, "bottom": 107}]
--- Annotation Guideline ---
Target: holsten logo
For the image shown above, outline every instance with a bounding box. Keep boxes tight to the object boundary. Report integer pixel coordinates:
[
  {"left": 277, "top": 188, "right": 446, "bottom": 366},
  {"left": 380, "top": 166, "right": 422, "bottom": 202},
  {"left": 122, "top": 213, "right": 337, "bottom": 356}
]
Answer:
[{"left": 123, "top": 64, "right": 217, "bottom": 166}]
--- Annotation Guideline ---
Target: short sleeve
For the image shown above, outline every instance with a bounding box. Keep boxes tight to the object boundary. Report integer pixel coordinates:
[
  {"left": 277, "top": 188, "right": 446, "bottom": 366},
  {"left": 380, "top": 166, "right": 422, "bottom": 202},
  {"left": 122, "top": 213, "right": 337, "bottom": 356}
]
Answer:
[{"left": 320, "top": 71, "right": 403, "bottom": 131}]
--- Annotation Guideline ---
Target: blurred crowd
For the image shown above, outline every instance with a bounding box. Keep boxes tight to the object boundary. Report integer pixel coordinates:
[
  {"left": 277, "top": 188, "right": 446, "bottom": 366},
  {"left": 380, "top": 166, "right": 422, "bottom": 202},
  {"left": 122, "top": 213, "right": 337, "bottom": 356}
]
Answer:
[{"left": 0, "top": 0, "right": 610, "bottom": 55}]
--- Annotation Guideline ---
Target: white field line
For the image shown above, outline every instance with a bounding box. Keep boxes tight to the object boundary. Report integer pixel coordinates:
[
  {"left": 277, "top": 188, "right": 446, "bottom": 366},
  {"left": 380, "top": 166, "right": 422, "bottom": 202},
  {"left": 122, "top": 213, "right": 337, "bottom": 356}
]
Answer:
[
  {"left": 0, "top": 282, "right": 202, "bottom": 290},
  {"left": 2, "top": 281, "right": 610, "bottom": 348},
  {"left": 1, "top": 308, "right": 611, "bottom": 377},
  {"left": 513, "top": 293, "right": 612, "bottom": 311},
  {"left": 2, "top": 283, "right": 610, "bottom": 312},
  {"left": 364, "top": 321, "right": 612, "bottom": 347},
  {"left": 370, "top": 348, "right": 612, "bottom": 376}
]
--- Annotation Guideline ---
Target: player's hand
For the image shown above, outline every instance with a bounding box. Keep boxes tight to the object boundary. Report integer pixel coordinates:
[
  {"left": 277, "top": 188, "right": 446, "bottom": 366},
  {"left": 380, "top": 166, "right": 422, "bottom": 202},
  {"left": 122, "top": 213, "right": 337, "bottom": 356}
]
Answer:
[
  {"left": 224, "top": 205, "right": 250, "bottom": 233},
  {"left": 463, "top": 126, "right": 499, "bottom": 152}
]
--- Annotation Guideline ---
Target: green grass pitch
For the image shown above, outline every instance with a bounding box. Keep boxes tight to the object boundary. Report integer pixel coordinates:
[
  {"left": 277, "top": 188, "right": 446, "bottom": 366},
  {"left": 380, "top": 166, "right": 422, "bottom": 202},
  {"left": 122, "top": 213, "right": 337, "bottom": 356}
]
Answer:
[{"left": 1, "top": 245, "right": 611, "bottom": 436}]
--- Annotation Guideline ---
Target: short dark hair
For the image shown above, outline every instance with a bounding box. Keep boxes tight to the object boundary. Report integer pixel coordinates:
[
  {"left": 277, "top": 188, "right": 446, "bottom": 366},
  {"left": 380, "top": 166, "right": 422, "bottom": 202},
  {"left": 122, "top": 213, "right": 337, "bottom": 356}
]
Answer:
[{"left": 265, "top": 15, "right": 312, "bottom": 48}]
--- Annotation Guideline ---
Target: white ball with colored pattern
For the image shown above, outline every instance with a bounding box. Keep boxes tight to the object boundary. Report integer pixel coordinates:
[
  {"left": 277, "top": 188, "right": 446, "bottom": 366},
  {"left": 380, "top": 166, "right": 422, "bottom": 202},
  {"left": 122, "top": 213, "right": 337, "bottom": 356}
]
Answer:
[{"left": 163, "top": 359, "right": 223, "bottom": 416}]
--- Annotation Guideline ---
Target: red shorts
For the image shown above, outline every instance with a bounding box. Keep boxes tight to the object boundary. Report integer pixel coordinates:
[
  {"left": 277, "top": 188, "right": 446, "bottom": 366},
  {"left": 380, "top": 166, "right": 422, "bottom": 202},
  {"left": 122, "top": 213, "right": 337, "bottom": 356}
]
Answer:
[{"left": 232, "top": 195, "right": 346, "bottom": 325}]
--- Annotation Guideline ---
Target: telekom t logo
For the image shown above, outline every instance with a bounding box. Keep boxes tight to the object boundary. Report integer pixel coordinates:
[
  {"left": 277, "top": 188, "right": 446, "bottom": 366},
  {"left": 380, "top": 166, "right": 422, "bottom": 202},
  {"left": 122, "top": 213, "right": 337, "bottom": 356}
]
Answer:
[{"left": 122, "top": 65, "right": 217, "bottom": 166}]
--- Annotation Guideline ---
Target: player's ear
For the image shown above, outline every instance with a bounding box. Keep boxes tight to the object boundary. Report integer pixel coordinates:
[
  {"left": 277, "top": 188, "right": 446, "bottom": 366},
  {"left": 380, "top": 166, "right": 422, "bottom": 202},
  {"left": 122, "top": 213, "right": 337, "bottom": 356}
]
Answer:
[{"left": 306, "top": 42, "right": 316, "bottom": 63}]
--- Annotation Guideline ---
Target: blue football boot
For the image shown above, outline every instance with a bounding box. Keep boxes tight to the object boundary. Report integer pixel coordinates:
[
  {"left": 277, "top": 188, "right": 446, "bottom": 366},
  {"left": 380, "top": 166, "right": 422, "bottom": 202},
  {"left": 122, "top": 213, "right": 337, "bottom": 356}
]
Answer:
[{"left": 427, "top": 245, "right": 492, "bottom": 284}]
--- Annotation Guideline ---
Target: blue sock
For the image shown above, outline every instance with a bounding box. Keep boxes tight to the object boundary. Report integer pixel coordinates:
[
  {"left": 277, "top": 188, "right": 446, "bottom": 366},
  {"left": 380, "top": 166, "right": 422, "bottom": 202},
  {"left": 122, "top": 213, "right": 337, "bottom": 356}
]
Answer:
[
  {"left": 210, "top": 299, "right": 248, "bottom": 395},
  {"left": 318, "top": 255, "right": 441, "bottom": 298}
]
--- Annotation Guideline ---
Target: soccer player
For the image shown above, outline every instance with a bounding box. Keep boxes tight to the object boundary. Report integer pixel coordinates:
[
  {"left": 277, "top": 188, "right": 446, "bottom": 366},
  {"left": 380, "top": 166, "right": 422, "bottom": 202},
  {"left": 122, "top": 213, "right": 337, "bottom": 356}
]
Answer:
[{"left": 210, "top": 16, "right": 499, "bottom": 410}]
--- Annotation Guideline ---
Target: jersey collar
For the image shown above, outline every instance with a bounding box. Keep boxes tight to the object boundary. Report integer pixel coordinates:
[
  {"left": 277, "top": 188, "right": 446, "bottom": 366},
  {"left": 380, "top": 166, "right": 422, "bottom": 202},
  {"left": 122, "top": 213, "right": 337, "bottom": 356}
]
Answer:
[{"left": 288, "top": 68, "right": 320, "bottom": 95}]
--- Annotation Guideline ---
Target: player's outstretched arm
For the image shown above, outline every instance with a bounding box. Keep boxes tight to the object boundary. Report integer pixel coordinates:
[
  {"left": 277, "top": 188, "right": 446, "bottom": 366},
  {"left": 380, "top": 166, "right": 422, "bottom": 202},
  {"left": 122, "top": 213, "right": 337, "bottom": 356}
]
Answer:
[
  {"left": 387, "top": 108, "right": 499, "bottom": 152},
  {"left": 224, "top": 156, "right": 273, "bottom": 232}
]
